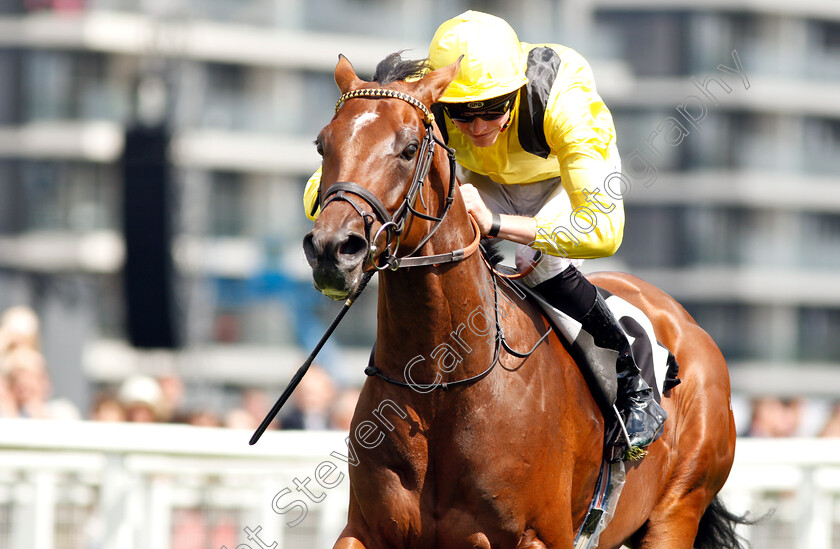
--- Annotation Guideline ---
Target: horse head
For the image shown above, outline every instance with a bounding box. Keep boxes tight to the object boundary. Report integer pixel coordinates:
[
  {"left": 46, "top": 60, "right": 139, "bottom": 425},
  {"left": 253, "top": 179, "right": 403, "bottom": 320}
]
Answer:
[{"left": 302, "top": 55, "right": 459, "bottom": 300}]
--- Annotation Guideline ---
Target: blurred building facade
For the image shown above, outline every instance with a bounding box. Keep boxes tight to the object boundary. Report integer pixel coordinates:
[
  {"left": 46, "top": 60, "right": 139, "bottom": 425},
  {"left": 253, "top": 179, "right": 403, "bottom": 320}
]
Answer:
[{"left": 0, "top": 0, "right": 837, "bottom": 410}]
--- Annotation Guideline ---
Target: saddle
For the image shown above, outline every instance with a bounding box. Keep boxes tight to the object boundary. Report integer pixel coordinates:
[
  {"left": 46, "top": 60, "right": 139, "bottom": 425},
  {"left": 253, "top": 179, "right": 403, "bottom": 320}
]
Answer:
[{"left": 500, "top": 273, "right": 681, "bottom": 458}]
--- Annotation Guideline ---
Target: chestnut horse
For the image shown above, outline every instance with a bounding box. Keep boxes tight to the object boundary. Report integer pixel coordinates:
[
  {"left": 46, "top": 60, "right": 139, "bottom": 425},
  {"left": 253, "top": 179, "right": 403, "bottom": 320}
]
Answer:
[{"left": 303, "top": 54, "right": 743, "bottom": 549}]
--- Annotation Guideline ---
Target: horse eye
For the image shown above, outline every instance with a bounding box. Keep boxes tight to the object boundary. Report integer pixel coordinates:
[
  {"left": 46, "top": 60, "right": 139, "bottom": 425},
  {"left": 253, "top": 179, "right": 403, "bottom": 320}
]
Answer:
[
  {"left": 314, "top": 140, "right": 324, "bottom": 157},
  {"left": 402, "top": 143, "right": 419, "bottom": 160}
]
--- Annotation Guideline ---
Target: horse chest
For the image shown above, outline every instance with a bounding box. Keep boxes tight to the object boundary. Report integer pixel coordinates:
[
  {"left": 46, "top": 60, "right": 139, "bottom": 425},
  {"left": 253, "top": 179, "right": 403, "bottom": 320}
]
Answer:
[
  {"left": 353, "top": 453, "right": 527, "bottom": 548},
  {"left": 351, "top": 408, "right": 556, "bottom": 545}
]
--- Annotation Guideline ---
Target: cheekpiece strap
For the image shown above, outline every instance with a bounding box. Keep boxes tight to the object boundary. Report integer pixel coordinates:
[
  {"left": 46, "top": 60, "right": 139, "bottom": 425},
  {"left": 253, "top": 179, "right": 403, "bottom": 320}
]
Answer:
[{"left": 335, "top": 88, "right": 434, "bottom": 125}]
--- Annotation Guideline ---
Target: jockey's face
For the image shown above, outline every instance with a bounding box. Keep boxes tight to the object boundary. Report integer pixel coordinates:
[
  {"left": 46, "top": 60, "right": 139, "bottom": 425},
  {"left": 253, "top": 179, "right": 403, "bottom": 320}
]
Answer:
[
  {"left": 445, "top": 91, "right": 516, "bottom": 148},
  {"left": 452, "top": 110, "right": 511, "bottom": 147}
]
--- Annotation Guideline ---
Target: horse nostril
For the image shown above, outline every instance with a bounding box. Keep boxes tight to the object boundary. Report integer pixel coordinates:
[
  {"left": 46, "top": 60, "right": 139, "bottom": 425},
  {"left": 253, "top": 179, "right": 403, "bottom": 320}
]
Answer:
[
  {"left": 302, "top": 232, "right": 319, "bottom": 266},
  {"left": 304, "top": 229, "right": 367, "bottom": 269},
  {"left": 339, "top": 233, "right": 368, "bottom": 263}
]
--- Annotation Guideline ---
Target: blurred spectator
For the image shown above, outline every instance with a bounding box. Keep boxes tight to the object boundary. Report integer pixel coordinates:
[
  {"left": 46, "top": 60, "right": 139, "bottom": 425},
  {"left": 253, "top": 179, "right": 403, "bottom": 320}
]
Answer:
[
  {"left": 157, "top": 374, "right": 185, "bottom": 422},
  {"left": 0, "top": 305, "right": 40, "bottom": 355},
  {"left": 185, "top": 410, "right": 223, "bottom": 427},
  {"left": 3, "top": 346, "right": 80, "bottom": 420},
  {"left": 223, "top": 388, "right": 269, "bottom": 430},
  {"left": 820, "top": 401, "right": 840, "bottom": 437},
  {"left": 793, "top": 397, "right": 833, "bottom": 437},
  {"left": 329, "top": 388, "right": 361, "bottom": 430},
  {"left": 747, "top": 396, "right": 802, "bottom": 437},
  {"left": 117, "top": 375, "right": 164, "bottom": 423},
  {"left": 213, "top": 313, "right": 241, "bottom": 344},
  {"left": 224, "top": 407, "right": 258, "bottom": 430},
  {"left": 241, "top": 388, "right": 270, "bottom": 424},
  {"left": 0, "top": 375, "right": 19, "bottom": 417},
  {"left": 281, "top": 365, "right": 336, "bottom": 430},
  {"left": 90, "top": 391, "right": 127, "bottom": 422}
]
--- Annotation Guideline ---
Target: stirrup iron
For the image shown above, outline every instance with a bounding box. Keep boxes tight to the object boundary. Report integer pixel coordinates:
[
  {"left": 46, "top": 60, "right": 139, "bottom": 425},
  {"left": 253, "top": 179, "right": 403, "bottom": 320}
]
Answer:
[{"left": 612, "top": 404, "right": 648, "bottom": 462}]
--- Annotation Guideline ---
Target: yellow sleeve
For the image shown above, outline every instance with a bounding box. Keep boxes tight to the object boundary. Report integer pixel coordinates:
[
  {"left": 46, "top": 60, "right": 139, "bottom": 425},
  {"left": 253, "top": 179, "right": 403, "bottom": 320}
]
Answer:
[
  {"left": 533, "top": 49, "right": 624, "bottom": 258},
  {"left": 532, "top": 161, "right": 624, "bottom": 258},
  {"left": 303, "top": 166, "right": 322, "bottom": 221}
]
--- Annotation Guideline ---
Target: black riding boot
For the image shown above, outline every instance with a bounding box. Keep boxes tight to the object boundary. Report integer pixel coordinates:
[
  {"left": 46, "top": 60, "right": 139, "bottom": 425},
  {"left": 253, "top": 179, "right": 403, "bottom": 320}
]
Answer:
[
  {"left": 534, "top": 266, "right": 666, "bottom": 461},
  {"left": 577, "top": 292, "right": 667, "bottom": 460}
]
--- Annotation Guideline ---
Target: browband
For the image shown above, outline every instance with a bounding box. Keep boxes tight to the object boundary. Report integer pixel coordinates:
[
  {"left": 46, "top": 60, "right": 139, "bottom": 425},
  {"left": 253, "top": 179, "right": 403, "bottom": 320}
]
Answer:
[{"left": 336, "top": 88, "right": 434, "bottom": 125}]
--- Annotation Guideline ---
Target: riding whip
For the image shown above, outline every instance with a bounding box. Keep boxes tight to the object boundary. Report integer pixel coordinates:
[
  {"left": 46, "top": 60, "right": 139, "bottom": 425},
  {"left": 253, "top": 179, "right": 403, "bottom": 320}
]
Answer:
[{"left": 250, "top": 270, "right": 375, "bottom": 445}]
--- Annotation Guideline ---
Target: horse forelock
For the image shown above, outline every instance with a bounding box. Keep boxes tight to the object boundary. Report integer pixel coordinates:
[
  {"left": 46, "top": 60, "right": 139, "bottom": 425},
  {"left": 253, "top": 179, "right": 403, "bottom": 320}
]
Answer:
[{"left": 372, "top": 52, "right": 430, "bottom": 85}]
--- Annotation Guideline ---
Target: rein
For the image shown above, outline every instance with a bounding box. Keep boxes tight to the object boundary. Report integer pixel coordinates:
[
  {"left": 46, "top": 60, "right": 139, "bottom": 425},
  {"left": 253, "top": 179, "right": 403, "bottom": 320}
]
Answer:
[{"left": 365, "top": 249, "right": 552, "bottom": 391}]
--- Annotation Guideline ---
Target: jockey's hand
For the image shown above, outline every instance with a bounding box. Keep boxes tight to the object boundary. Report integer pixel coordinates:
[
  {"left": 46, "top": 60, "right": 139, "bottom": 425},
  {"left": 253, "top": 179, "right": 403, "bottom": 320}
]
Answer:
[{"left": 460, "top": 184, "right": 494, "bottom": 235}]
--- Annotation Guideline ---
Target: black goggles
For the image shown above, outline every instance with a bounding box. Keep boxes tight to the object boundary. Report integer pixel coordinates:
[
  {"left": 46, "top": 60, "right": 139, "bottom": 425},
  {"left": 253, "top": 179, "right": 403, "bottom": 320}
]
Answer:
[{"left": 443, "top": 92, "right": 517, "bottom": 123}]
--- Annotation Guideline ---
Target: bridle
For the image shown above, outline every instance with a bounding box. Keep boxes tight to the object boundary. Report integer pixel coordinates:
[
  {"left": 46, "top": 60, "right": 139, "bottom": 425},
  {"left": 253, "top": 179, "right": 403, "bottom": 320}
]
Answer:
[
  {"left": 313, "top": 87, "right": 481, "bottom": 271},
  {"left": 312, "top": 87, "right": 550, "bottom": 392}
]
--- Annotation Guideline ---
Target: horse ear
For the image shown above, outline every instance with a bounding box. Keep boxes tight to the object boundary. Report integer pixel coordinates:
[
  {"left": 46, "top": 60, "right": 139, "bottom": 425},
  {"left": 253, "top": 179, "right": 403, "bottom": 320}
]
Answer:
[
  {"left": 416, "top": 57, "right": 461, "bottom": 105},
  {"left": 335, "top": 54, "right": 365, "bottom": 94}
]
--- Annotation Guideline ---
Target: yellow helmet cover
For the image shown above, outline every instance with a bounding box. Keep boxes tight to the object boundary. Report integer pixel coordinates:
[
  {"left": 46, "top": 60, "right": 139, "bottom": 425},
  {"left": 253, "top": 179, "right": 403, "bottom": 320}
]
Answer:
[{"left": 428, "top": 11, "right": 529, "bottom": 103}]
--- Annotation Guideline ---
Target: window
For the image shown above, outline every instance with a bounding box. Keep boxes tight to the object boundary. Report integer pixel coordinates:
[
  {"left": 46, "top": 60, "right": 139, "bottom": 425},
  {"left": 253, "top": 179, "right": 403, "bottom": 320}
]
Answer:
[
  {"left": 210, "top": 171, "right": 246, "bottom": 236},
  {"left": 595, "top": 12, "right": 689, "bottom": 77},
  {"left": 799, "top": 307, "right": 840, "bottom": 361},
  {"left": 19, "top": 161, "right": 119, "bottom": 232},
  {"left": 800, "top": 212, "right": 840, "bottom": 269},
  {"left": 23, "top": 51, "right": 117, "bottom": 122},
  {"left": 617, "top": 206, "right": 690, "bottom": 268}
]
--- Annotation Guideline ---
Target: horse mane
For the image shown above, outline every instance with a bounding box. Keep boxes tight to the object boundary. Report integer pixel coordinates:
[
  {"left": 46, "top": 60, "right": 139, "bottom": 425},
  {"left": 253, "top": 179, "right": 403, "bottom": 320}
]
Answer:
[
  {"left": 480, "top": 239, "right": 505, "bottom": 268},
  {"left": 372, "top": 51, "right": 430, "bottom": 84}
]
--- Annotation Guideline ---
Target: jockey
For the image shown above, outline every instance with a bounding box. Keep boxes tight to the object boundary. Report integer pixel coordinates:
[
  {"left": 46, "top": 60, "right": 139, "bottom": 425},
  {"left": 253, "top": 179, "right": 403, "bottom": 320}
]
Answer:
[
  {"left": 425, "top": 10, "right": 666, "bottom": 459},
  {"left": 302, "top": 10, "right": 666, "bottom": 460}
]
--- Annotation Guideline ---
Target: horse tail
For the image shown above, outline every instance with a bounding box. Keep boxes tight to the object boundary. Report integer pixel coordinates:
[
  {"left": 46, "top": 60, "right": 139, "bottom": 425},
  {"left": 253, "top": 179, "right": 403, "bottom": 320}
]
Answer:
[{"left": 694, "top": 496, "right": 755, "bottom": 549}]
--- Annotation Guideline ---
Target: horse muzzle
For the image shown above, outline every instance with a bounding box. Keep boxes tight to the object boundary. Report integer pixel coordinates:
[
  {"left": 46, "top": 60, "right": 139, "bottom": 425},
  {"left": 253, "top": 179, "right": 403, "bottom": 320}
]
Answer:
[{"left": 303, "top": 227, "right": 368, "bottom": 300}]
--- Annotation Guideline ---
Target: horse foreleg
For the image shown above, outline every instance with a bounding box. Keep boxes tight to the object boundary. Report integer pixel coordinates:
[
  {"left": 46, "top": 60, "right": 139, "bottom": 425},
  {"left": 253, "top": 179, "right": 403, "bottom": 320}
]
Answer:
[
  {"left": 333, "top": 489, "right": 371, "bottom": 549},
  {"left": 333, "top": 535, "right": 368, "bottom": 549}
]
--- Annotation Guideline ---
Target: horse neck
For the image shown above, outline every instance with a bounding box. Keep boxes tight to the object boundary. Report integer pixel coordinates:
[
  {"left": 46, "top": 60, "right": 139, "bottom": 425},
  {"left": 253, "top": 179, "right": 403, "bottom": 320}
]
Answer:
[{"left": 374, "top": 165, "right": 496, "bottom": 378}]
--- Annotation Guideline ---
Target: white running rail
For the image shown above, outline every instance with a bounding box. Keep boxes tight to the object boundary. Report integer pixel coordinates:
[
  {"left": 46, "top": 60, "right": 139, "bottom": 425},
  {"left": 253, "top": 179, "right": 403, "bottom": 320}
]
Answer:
[{"left": 2, "top": 419, "right": 840, "bottom": 549}]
